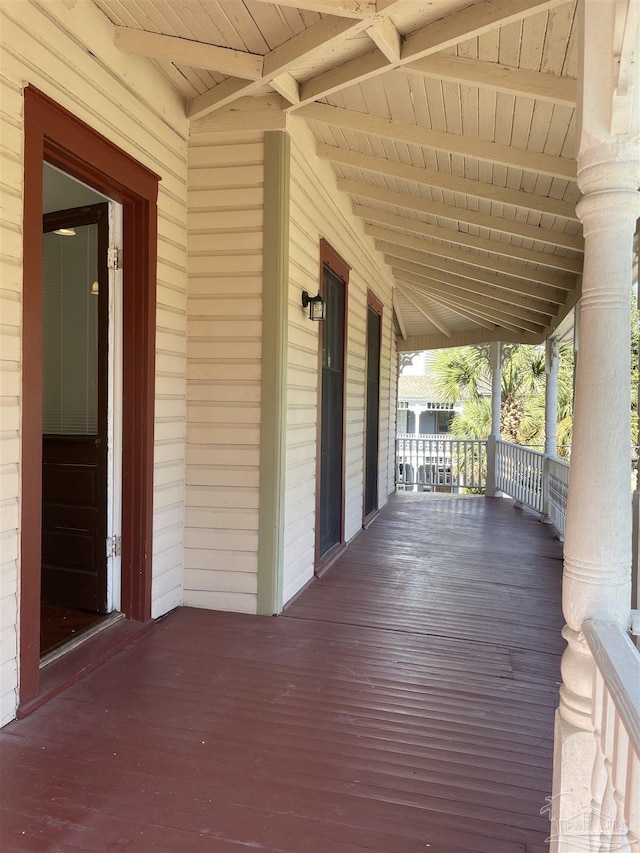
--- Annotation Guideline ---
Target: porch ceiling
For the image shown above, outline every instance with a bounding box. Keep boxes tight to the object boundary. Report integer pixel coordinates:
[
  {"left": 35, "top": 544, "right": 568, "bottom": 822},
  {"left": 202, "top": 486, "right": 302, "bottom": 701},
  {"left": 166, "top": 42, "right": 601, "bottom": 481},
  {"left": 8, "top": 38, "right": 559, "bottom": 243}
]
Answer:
[{"left": 94, "top": 0, "right": 582, "bottom": 350}]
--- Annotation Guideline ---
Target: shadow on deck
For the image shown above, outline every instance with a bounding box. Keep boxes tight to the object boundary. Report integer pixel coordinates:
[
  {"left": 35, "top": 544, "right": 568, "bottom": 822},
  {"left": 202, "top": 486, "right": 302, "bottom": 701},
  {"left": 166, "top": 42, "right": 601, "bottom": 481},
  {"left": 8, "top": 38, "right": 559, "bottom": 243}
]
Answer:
[{"left": 1, "top": 494, "right": 565, "bottom": 852}]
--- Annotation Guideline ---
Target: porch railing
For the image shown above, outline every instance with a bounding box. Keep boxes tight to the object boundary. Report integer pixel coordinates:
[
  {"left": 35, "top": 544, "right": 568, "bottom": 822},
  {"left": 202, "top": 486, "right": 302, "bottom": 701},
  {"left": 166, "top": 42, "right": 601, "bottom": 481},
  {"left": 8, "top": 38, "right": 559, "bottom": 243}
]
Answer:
[
  {"left": 546, "top": 455, "right": 570, "bottom": 539},
  {"left": 495, "top": 439, "right": 545, "bottom": 513},
  {"left": 493, "top": 440, "right": 569, "bottom": 539},
  {"left": 395, "top": 435, "right": 486, "bottom": 491},
  {"left": 580, "top": 619, "right": 640, "bottom": 849}
]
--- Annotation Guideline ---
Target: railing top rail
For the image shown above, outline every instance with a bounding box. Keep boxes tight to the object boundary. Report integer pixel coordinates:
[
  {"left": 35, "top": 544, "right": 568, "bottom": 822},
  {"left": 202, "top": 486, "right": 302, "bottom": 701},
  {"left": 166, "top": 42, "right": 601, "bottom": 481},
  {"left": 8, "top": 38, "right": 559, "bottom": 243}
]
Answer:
[
  {"left": 396, "top": 434, "right": 484, "bottom": 440},
  {"left": 547, "top": 455, "right": 570, "bottom": 470},
  {"left": 583, "top": 619, "right": 640, "bottom": 758},
  {"left": 496, "top": 439, "right": 545, "bottom": 460}
]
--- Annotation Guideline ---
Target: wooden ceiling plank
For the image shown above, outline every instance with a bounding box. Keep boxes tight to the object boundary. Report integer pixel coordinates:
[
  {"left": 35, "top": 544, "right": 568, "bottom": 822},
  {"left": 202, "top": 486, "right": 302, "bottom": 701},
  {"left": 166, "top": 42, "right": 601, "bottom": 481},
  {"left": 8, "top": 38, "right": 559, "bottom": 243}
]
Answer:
[
  {"left": 396, "top": 286, "right": 453, "bottom": 337},
  {"left": 114, "top": 27, "right": 264, "bottom": 79},
  {"left": 397, "top": 274, "right": 553, "bottom": 324},
  {"left": 354, "top": 205, "right": 583, "bottom": 272},
  {"left": 299, "top": 103, "right": 577, "bottom": 180},
  {"left": 248, "top": 0, "right": 376, "bottom": 18},
  {"left": 402, "top": 0, "right": 571, "bottom": 62},
  {"left": 364, "top": 223, "right": 575, "bottom": 289},
  {"left": 338, "top": 179, "right": 583, "bottom": 250},
  {"left": 399, "top": 279, "right": 544, "bottom": 334},
  {"left": 403, "top": 54, "right": 577, "bottom": 106},
  {"left": 386, "top": 254, "right": 566, "bottom": 304},
  {"left": 317, "top": 142, "right": 578, "bottom": 219},
  {"left": 366, "top": 18, "right": 402, "bottom": 61}
]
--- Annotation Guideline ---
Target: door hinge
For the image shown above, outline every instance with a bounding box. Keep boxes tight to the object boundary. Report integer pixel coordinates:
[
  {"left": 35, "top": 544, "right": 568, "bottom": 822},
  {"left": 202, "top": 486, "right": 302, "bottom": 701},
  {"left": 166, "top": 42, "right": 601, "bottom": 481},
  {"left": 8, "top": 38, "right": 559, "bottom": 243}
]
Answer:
[
  {"left": 106, "top": 535, "right": 122, "bottom": 558},
  {"left": 107, "top": 247, "right": 121, "bottom": 270}
]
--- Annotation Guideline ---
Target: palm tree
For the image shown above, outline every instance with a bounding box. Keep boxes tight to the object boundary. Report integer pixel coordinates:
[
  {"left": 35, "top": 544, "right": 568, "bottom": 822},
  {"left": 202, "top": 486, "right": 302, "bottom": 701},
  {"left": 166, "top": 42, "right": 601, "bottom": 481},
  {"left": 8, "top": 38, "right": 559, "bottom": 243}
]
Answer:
[{"left": 430, "top": 345, "right": 547, "bottom": 444}]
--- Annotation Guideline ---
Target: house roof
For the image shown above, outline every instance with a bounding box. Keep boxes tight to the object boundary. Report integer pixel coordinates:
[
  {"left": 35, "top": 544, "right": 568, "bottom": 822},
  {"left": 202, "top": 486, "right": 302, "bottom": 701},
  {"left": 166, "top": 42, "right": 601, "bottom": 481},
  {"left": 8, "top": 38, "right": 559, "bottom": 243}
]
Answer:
[
  {"left": 398, "top": 374, "right": 451, "bottom": 404},
  {"left": 95, "top": 0, "right": 584, "bottom": 351}
]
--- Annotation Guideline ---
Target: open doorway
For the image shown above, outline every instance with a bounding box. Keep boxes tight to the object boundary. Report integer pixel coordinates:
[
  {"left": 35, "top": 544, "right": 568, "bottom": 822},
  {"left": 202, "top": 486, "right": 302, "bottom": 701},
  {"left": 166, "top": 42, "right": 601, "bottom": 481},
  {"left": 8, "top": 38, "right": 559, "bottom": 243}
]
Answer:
[
  {"left": 40, "top": 167, "right": 123, "bottom": 660},
  {"left": 21, "top": 87, "right": 159, "bottom": 709}
]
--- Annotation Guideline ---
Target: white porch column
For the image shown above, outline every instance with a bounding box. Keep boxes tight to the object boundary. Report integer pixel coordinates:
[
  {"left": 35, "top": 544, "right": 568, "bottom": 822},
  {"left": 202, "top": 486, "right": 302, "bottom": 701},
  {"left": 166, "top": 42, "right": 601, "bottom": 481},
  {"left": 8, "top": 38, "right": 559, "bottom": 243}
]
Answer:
[
  {"left": 542, "top": 338, "right": 560, "bottom": 519},
  {"left": 631, "top": 276, "right": 640, "bottom": 628},
  {"left": 544, "top": 338, "right": 560, "bottom": 459},
  {"left": 485, "top": 341, "right": 502, "bottom": 498},
  {"left": 632, "top": 241, "right": 640, "bottom": 629},
  {"left": 410, "top": 405, "right": 423, "bottom": 436},
  {"left": 551, "top": 2, "right": 640, "bottom": 847}
]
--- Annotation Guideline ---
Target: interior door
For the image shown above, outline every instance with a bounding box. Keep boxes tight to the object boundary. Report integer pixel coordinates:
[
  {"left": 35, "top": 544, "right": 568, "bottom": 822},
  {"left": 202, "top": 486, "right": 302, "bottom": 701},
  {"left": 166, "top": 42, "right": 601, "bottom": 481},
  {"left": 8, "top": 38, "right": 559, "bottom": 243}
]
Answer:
[
  {"left": 364, "top": 304, "right": 381, "bottom": 520},
  {"left": 318, "top": 264, "right": 346, "bottom": 560},
  {"left": 41, "top": 204, "right": 109, "bottom": 613}
]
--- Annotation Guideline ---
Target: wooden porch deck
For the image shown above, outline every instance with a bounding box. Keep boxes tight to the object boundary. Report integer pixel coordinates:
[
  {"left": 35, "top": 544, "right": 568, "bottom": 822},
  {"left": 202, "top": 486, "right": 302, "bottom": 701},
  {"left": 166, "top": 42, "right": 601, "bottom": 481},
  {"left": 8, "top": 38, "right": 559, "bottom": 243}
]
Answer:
[{"left": 1, "top": 494, "right": 565, "bottom": 853}]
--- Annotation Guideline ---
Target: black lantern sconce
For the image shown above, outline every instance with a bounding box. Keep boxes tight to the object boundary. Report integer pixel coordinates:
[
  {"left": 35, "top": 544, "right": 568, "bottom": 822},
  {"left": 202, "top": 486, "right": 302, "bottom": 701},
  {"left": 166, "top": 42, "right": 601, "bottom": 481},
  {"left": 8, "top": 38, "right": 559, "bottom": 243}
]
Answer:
[{"left": 301, "top": 290, "right": 326, "bottom": 321}]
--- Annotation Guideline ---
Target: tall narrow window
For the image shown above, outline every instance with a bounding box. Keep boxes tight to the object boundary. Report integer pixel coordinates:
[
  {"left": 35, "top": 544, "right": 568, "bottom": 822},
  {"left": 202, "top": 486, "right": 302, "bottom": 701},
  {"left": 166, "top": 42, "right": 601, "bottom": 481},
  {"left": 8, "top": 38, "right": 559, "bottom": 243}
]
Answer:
[
  {"left": 364, "top": 293, "right": 382, "bottom": 522},
  {"left": 316, "top": 241, "right": 349, "bottom": 565}
]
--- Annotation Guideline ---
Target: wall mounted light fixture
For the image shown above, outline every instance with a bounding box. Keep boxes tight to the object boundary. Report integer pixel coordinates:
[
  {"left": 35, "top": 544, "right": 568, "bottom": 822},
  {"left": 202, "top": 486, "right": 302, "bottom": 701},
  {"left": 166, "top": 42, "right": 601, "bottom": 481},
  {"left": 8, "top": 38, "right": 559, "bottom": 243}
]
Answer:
[{"left": 301, "top": 290, "right": 326, "bottom": 321}]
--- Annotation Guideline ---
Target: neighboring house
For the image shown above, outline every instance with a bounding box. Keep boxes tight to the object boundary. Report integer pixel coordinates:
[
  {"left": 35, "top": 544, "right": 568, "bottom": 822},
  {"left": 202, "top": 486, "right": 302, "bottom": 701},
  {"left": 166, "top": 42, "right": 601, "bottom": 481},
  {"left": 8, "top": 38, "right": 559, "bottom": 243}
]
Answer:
[
  {"left": 0, "top": 2, "right": 638, "bottom": 847},
  {"left": 397, "top": 374, "right": 459, "bottom": 437}
]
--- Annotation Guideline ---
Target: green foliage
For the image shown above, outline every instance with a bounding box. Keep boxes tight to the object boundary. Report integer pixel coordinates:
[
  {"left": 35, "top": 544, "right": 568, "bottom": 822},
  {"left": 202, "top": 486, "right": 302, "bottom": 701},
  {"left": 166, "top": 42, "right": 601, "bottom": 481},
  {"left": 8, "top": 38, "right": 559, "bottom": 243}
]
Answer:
[
  {"left": 430, "top": 293, "right": 640, "bottom": 455},
  {"left": 430, "top": 343, "right": 573, "bottom": 450}
]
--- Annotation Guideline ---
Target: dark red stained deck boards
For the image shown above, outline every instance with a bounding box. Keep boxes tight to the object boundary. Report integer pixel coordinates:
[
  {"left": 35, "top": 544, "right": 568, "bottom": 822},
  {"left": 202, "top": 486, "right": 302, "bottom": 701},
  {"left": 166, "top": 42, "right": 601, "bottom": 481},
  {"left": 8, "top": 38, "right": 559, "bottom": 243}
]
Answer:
[{"left": 0, "top": 494, "right": 564, "bottom": 852}]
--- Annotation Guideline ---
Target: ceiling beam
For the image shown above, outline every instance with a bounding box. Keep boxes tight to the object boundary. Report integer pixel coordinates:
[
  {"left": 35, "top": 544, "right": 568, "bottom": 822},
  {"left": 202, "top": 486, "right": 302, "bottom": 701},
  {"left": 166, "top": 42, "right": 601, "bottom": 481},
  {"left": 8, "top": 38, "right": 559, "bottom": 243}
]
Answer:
[
  {"left": 393, "top": 294, "right": 408, "bottom": 340},
  {"left": 188, "top": 77, "right": 256, "bottom": 118},
  {"left": 397, "top": 275, "right": 553, "bottom": 324},
  {"left": 425, "top": 298, "right": 497, "bottom": 330},
  {"left": 366, "top": 18, "right": 402, "bottom": 61},
  {"left": 249, "top": 0, "right": 376, "bottom": 18},
  {"left": 298, "top": 48, "right": 392, "bottom": 104},
  {"left": 387, "top": 255, "right": 567, "bottom": 304},
  {"left": 294, "top": 0, "right": 570, "bottom": 106},
  {"left": 364, "top": 223, "right": 576, "bottom": 289},
  {"left": 338, "top": 179, "right": 583, "bottom": 250},
  {"left": 299, "top": 103, "right": 576, "bottom": 181},
  {"left": 114, "top": 28, "right": 264, "bottom": 80},
  {"left": 262, "top": 16, "right": 363, "bottom": 77},
  {"left": 398, "top": 279, "right": 543, "bottom": 334},
  {"left": 401, "top": 0, "right": 570, "bottom": 63},
  {"left": 269, "top": 72, "right": 301, "bottom": 104},
  {"left": 189, "top": 16, "right": 363, "bottom": 119},
  {"left": 384, "top": 258, "right": 563, "bottom": 317},
  {"left": 376, "top": 246, "right": 567, "bottom": 306},
  {"left": 398, "top": 279, "right": 544, "bottom": 334},
  {"left": 317, "top": 143, "right": 578, "bottom": 220},
  {"left": 403, "top": 54, "right": 577, "bottom": 106},
  {"left": 398, "top": 279, "right": 521, "bottom": 332},
  {"left": 353, "top": 205, "right": 583, "bottom": 272},
  {"left": 396, "top": 287, "right": 453, "bottom": 337}
]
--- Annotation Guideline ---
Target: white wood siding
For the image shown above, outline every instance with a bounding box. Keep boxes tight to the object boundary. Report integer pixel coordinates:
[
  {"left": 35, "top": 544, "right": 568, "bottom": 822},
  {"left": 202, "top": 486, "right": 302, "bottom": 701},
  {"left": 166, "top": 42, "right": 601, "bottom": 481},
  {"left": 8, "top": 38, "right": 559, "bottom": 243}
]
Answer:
[
  {"left": 185, "top": 132, "right": 264, "bottom": 614},
  {"left": 283, "top": 116, "right": 397, "bottom": 605},
  {"left": 0, "top": 0, "right": 188, "bottom": 725}
]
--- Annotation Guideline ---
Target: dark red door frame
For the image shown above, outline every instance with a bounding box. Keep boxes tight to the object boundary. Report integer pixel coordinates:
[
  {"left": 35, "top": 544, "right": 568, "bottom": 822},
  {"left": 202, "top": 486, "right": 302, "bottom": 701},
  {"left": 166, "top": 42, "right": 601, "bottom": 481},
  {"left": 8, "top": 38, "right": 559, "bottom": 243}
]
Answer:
[
  {"left": 20, "top": 86, "right": 159, "bottom": 705},
  {"left": 314, "top": 239, "right": 350, "bottom": 573}
]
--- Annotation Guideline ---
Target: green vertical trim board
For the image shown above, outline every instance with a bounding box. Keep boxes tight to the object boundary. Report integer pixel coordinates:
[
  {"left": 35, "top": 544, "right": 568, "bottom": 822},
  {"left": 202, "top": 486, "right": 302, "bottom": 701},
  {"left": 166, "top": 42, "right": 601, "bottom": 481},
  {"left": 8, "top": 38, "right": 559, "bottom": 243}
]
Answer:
[{"left": 257, "top": 130, "right": 290, "bottom": 615}]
